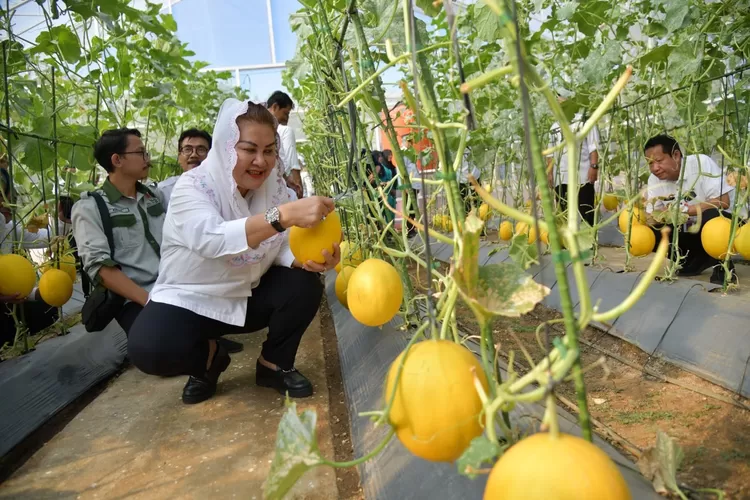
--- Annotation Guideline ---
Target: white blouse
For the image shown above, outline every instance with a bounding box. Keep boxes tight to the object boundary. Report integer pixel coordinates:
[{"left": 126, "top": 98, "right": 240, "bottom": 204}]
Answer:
[{"left": 149, "top": 173, "right": 295, "bottom": 326}]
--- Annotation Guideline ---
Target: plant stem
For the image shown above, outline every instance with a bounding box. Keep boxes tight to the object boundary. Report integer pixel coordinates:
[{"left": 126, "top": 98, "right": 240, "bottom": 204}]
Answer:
[{"left": 320, "top": 428, "right": 395, "bottom": 468}]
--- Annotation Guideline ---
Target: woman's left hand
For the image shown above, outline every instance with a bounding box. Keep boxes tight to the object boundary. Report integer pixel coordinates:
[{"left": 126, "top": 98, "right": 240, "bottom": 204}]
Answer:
[{"left": 301, "top": 242, "right": 341, "bottom": 273}]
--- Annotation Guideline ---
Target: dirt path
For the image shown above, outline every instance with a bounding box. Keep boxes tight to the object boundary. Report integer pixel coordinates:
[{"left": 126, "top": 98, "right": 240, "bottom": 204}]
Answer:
[{"left": 0, "top": 314, "right": 341, "bottom": 500}]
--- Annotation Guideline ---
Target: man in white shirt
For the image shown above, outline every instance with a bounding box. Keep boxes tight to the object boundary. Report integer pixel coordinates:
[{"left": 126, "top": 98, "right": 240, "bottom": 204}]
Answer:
[
  {"left": 644, "top": 134, "right": 735, "bottom": 284},
  {"left": 158, "top": 128, "right": 212, "bottom": 207},
  {"left": 546, "top": 114, "right": 600, "bottom": 227},
  {"left": 267, "top": 91, "right": 304, "bottom": 199}
]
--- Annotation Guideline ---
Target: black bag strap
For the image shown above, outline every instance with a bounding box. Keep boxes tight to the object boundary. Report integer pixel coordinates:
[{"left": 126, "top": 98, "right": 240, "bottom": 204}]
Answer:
[{"left": 88, "top": 191, "right": 116, "bottom": 260}]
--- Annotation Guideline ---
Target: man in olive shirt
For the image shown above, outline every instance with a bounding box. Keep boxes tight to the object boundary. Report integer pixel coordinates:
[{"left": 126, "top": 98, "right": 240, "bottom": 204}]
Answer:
[
  {"left": 72, "top": 128, "right": 165, "bottom": 334},
  {"left": 73, "top": 129, "right": 245, "bottom": 352}
]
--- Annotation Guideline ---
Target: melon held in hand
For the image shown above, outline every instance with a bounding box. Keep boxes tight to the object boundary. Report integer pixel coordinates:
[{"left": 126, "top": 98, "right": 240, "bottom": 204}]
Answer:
[
  {"left": 289, "top": 210, "right": 342, "bottom": 264},
  {"left": 0, "top": 254, "right": 37, "bottom": 299}
]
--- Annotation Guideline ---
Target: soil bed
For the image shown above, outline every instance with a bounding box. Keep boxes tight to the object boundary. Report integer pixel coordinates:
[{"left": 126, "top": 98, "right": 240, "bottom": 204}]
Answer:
[
  {"left": 409, "top": 261, "right": 750, "bottom": 498},
  {"left": 320, "top": 295, "right": 364, "bottom": 500}
]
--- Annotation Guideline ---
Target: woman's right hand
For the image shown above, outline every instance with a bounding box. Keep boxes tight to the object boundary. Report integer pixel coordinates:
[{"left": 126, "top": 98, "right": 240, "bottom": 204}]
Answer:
[{"left": 280, "top": 196, "right": 335, "bottom": 229}]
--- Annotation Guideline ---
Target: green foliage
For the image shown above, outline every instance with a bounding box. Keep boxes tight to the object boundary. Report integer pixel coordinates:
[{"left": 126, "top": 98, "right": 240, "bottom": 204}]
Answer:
[
  {"left": 1, "top": 0, "right": 248, "bottom": 217},
  {"left": 457, "top": 435, "right": 503, "bottom": 479}
]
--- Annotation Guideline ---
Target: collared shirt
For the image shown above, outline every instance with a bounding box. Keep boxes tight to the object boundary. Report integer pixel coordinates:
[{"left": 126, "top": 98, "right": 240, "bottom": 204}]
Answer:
[
  {"left": 71, "top": 178, "right": 165, "bottom": 292},
  {"left": 646, "top": 154, "right": 734, "bottom": 223},
  {"left": 278, "top": 124, "right": 300, "bottom": 176},
  {"left": 149, "top": 173, "right": 295, "bottom": 326},
  {"left": 157, "top": 175, "right": 180, "bottom": 208},
  {"left": 0, "top": 219, "right": 50, "bottom": 254},
  {"left": 548, "top": 117, "right": 600, "bottom": 186}
]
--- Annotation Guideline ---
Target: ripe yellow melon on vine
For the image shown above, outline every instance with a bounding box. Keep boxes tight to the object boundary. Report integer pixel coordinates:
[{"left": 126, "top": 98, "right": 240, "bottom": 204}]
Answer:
[
  {"left": 497, "top": 220, "right": 513, "bottom": 241},
  {"left": 499, "top": 221, "right": 513, "bottom": 241},
  {"left": 385, "top": 340, "right": 489, "bottom": 462},
  {"left": 347, "top": 258, "right": 403, "bottom": 326},
  {"left": 478, "top": 203, "right": 490, "bottom": 221},
  {"left": 627, "top": 224, "right": 655, "bottom": 257},
  {"left": 336, "top": 240, "right": 363, "bottom": 273},
  {"left": 39, "top": 269, "right": 74, "bottom": 307},
  {"left": 0, "top": 254, "right": 36, "bottom": 299},
  {"left": 701, "top": 217, "right": 732, "bottom": 259},
  {"left": 483, "top": 433, "right": 631, "bottom": 500},
  {"left": 618, "top": 206, "right": 646, "bottom": 233},
  {"left": 515, "top": 222, "right": 537, "bottom": 244},
  {"left": 334, "top": 265, "right": 356, "bottom": 309},
  {"left": 443, "top": 216, "right": 453, "bottom": 232},
  {"left": 289, "top": 210, "right": 342, "bottom": 264},
  {"left": 42, "top": 255, "right": 77, "bottom": 284},
  {"left": 603, "top": 193, "right": 619, "bottom": 211},
  {"left": 540, "top": 228, "right": 549, "bottom": 245},
  {"left": 733, "top": 224, "right": 750, "bottom": 259}
]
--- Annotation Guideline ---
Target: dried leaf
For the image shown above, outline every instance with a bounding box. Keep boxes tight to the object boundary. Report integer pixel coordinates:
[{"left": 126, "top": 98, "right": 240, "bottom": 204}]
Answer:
[
  {"left": 455, "top": 214, "right": 550, "bottom": 320},
  {"left": 636, "top": 430, "right": 685, "bottom": 496}
]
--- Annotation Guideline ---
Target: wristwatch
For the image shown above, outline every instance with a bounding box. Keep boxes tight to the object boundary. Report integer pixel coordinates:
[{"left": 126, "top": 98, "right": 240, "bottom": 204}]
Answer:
[
  {"left": 265, "top": 206, "right": 285, "bottom": 232},
  {"left": 590, "top": 163, "right": 599, "bottom": 170}
]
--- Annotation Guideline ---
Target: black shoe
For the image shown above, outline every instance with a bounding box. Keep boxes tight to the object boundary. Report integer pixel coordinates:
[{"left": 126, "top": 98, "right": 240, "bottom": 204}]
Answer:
[
  {"left": 677, "top": 259, "right": 717, "bottom": 277},
  {"left": 182, "top": 344, "right": 232, "bottom": 405},
  {"left": 255, "top": 361, "right": 313, "bottom": 398},
  {"left": 710, "top": 261, "right": 737, "bottom": 285},
  {"left": 219, "top": 338, "right": 244, "bottom": 354}
]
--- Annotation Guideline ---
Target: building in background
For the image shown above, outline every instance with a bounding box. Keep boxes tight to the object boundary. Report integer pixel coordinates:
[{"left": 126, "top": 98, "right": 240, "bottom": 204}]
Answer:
[{"left": 161, "top": 0, "right": 306, "bottom": 140}]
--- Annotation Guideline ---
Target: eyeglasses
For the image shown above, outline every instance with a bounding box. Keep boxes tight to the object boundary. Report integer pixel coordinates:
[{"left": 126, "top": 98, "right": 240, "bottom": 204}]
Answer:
[
  {"left": 180, "top": 146, "right": 209, "bottom": 156},
  {"left": 120, "top": 150, "right": 150, "bottom": 160}
]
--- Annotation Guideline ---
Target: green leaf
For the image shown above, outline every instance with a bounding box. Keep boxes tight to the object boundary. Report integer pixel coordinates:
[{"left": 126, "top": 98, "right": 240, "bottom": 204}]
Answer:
[
  {"left": 161, "top": 13, "right": 178, "bottom": 32},
  {"left": 557, "top": 1, "right": 579, "bottom": 21},
  {"left": 581, "top": 40, "right": 621, "bottom": 84},
  {"left": 638, "top": 44, "right": 673, "bottom": 67},
  {"left": 20, "top": 136, "right": 55, "bottom": 172},
  {"left": 475, "top": 3, "right": 504, "bottom": 43},
  {"left": 416, "top": 0, "right": 441, "bottom": 17},
  {"left": 661, "top": 0, "right": 689, "bottom": 34},
  {"left": 457, "top": 436, "right": 502, "bottom": 479},
  {"left": 262, "top": 402, "right": 324, "bottom": 500},
  {"left": 455, "top": 214, "right": 549, "bottom": 319},
  {"left": 668, "top": 39, "right": 703, "bottom": 81},
  {"left": 636, "top": 430, "right": 685, "bottom": 496},
  {"left": 508, "top": 231, "right": 539, "bottom": 270},
  {"left": 643, "top": 22, "right": 667, "bottom": 38}
]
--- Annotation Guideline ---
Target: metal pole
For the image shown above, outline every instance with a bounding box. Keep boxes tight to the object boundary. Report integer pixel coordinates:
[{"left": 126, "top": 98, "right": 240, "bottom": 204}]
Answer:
[
  {"left": 2, "top": 24, "right": 18, "bottom": 252},
  {"left": 51, "top": 67, "right": 60, "bottom": 240}
]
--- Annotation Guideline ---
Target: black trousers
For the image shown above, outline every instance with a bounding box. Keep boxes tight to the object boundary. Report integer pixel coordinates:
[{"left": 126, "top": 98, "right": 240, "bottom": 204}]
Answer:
[
  {"left": 1, "top": 301, "right": 59, "bottom": 349},
  {"left": 403, "top": 189, "right": 420, "bottom": 237},
  {"left": 555, "top": 182, "right": 596, "bottom": 227},
  {"left": 651, "top": 208, "right": 727, "bottom": 271},
  {"left": 127, "top": 267, "right": 323, "bottom": 378},
  {"left": 116, "top": 302, "right": 143, "bottom": 335}
]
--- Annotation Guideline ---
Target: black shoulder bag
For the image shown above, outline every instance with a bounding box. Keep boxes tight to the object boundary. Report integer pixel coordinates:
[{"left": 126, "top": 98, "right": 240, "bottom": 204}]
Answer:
[{"left": 81, "top": 192, "right": 125, "bottom": 332}]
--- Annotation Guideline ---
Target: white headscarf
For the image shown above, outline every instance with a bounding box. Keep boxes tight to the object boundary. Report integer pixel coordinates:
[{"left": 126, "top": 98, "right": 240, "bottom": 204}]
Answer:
[{"left": 183, "top": 98, "right": 290, "bottom": 264}]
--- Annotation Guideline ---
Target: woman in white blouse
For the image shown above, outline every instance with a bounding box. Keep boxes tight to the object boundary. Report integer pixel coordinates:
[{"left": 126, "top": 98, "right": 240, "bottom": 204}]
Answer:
[{"left": 128, "top": 99, "right": 340, "bottom": 404}]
